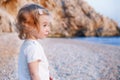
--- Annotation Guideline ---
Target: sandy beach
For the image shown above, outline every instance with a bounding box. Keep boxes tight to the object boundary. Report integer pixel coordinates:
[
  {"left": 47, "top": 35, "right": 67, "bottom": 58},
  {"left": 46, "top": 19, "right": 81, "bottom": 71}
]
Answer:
[{"left": 0, "top": 33, "right": 120, "bottom": 80}]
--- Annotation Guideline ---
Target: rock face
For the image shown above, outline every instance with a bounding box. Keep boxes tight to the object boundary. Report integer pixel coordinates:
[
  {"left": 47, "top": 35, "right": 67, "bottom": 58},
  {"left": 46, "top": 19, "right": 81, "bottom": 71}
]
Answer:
[
  {"left": 0, "top": 0, "right": 120, "bottom": 37},
  {"left": 0, "top": 9, "right": 15, "bottom": 33},
  {"left": 0, "top": 33, "right": 120, "bottom": 80}
]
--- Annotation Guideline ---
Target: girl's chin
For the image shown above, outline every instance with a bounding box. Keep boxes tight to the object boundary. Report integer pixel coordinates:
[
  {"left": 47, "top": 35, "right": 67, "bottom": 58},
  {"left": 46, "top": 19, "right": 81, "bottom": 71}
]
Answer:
[{"left": 39, "top": 36, "right": 47, "bottom": 39}]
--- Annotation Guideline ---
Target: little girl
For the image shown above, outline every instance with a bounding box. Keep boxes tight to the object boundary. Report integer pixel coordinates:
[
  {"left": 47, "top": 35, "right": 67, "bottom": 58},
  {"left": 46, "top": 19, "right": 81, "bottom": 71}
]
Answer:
[{"left": 17, "top": 3, "right": 53, "bottom": 80}]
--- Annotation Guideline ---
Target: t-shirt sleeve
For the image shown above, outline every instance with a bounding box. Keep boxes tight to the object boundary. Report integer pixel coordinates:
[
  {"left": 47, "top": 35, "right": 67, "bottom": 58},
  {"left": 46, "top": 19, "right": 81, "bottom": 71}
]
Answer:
[{"left": 25, "top": 46, "right": 42, "bottom": 63}]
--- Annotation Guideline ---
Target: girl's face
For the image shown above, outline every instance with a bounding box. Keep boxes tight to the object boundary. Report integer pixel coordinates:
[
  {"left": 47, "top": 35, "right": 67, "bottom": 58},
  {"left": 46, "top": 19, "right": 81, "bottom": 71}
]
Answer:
[{"left": 36, "top": 15, "right": 51, "bottom": 39}]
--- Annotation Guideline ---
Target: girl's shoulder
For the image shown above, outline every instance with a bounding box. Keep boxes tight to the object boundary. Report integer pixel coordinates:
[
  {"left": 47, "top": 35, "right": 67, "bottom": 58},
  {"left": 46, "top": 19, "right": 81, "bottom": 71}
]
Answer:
[
  {"left": 23, "top": 40, "right": 43, "bottom": 50},
  {"left": 24, "top": 39, "right": 38, "bottom": 45},
  {"left": 21, "top": 40, "right": 40, "bottom": 55},
  {"left": 21, "top": 40, "right": 38, "bottom": 50}
]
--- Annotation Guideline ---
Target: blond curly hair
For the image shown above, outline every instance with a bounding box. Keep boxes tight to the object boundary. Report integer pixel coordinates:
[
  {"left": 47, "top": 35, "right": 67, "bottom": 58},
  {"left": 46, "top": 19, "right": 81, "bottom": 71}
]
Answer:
[{"left": 16, "top": 4, "right": 49, "bottom": 39}]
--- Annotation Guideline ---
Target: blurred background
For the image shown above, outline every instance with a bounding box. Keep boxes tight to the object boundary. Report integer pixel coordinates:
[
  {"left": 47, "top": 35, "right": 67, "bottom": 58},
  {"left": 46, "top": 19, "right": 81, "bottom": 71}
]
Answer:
[
  {"left": 76, "top": 0, "right": 120, "bottom": 46},
  {"left": 86, "top": 0, "right": 120, "bottom": 26},
  {"left": 0, "top": 0, "right": 120, "bottom": 46}
]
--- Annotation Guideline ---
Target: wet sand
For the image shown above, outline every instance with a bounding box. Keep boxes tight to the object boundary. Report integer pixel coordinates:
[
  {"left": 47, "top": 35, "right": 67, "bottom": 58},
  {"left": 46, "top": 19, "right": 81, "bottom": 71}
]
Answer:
[{"left": 0, "top": 33, "right": 120, "bottom": 80}]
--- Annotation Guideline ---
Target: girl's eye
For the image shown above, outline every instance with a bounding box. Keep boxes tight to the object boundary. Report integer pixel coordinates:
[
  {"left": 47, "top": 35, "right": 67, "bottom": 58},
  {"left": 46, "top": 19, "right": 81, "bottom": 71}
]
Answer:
[{"left": 43, "top": 24, "right": 47, "bottom": 27}]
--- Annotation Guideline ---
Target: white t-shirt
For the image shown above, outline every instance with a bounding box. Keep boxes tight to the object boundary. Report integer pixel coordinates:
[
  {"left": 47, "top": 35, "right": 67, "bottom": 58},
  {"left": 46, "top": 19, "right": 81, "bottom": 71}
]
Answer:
[{"left": 18, "top": 39, "right": 49, "bottom": 80}]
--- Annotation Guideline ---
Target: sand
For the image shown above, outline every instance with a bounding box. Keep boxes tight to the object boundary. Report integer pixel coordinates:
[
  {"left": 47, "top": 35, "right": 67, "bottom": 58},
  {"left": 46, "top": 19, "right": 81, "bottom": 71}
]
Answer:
[{"left": 0, "top": 33, "right": 120, "bottom": 80}]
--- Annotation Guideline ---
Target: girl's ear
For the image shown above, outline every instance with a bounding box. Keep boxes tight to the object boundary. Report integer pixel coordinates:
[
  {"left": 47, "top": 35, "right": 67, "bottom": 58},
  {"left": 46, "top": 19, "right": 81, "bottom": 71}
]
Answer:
[
  {"left": 22, "top": 21, "right": 38, "bottom": 33},
  {"left": 22, "top": 21, "right": 29, "bottom": 28},
  {"left": 22, "top": 19, "right": 35, "bottom": 28}
]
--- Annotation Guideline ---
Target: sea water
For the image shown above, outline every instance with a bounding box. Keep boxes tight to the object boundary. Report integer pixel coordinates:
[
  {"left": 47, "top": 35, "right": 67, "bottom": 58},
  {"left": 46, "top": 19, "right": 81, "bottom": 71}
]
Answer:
[{"left": 74, "top": 37, "right": 120, "bottom": 46}]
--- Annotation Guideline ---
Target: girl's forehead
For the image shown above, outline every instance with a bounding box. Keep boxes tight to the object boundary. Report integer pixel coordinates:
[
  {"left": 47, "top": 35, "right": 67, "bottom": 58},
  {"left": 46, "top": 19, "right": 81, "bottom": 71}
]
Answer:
[{"left": 39, "top": 15, "right": 52, "bottom": 23}]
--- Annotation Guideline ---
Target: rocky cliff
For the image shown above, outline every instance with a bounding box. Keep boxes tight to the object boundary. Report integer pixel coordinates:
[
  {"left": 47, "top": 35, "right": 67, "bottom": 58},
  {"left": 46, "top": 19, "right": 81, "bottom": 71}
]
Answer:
[{"left": 0, "top": 0, "right": 120, "bottom": 37}]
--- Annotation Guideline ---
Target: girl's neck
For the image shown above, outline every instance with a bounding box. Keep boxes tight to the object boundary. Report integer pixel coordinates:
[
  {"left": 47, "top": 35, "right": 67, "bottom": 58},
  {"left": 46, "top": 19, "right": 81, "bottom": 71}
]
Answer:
[{"left": 26, "top": 34, "right": 37, "bottom": 40}]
